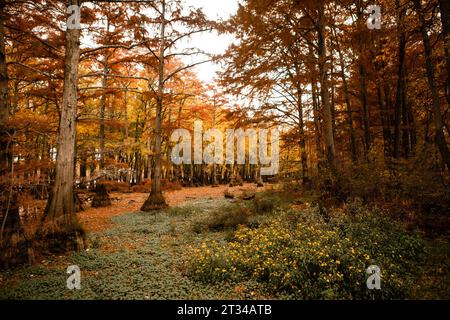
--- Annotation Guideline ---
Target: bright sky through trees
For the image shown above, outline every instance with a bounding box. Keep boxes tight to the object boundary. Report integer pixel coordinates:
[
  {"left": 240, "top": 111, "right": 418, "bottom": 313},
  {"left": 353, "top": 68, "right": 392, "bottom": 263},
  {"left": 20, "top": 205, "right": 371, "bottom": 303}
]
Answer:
[{"left": 182, "top": 0, "right": 239, "bottom": 83}]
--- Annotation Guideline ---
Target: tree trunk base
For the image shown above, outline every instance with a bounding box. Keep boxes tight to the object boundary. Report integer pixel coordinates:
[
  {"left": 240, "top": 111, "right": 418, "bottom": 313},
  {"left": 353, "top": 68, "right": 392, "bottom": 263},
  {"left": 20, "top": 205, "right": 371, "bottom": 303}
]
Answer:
[
  {"left": 0, "top": 192, "right": 29, "bottom": 269},
  {"left": 302, "top": 177, "right": 312, "bottom": 189},
  {"left": 74, "top": 192, "right": 84, "bottom": 212},
  {"left": 0, "top": 198, "right": 21, "bottom": 240},
  {"left": 0, "top": 238, "right": 31, "bottom": 269},
  {"left": 91, "top": 183, "right": 111, "bottom": 208},
  {"left": 141, "top": 192, "right": 168, "bottom": 211},
  {"left": 37, "top": 217, "right": 86, "bottom": 254}
]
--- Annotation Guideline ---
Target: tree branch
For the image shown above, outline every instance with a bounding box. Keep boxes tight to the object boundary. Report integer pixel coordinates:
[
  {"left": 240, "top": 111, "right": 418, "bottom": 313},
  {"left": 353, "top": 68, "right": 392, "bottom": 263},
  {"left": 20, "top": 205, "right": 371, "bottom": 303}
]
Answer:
[{"left": 163, "top": 59, "right": 211, "bottom": 84}]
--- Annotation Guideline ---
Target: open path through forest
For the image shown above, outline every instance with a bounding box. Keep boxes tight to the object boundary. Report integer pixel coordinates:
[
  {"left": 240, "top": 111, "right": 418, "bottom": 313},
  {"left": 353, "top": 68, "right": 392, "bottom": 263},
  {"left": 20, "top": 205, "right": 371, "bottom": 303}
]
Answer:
[{"left": 80, "top": 183, "right": 270, "bottom": 233}]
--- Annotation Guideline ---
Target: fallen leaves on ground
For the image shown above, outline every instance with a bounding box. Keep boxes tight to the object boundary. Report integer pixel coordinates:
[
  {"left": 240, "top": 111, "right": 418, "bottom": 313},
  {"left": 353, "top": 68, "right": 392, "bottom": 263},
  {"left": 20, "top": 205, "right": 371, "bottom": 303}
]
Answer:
[{"left": 79, "top": 183, "right": 271, "bottom": 233}]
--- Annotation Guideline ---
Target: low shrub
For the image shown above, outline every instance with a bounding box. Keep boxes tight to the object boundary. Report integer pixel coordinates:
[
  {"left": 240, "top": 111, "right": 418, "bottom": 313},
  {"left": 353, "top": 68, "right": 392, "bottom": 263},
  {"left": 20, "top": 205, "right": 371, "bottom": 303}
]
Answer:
[
  {"left": 162, "top": 180, "right": 183, "bottom": 191},
  {"left": 206, "top": 205, "right": 251, "bottom": 231},
  {"left": 168, "top": 206, "right": 198, "bottom": 217},
  {"left": 334, "top": 203, "right": 427, "bottom": 273},
  {"left": 253, "top": 196, "right": 275, "bottom": 214},
  {"left": 253, "top": 192, "right": 287, "bottom": 214},
  {"left": 192, "top": 220, "right": 207, "bottom": 234},
  {"left": 190, "top": 205, "right": 426, "bottom": 299},
  {"left": 193, "top": 191, "right": 290, "bottom": 233},
  {"left": 131, "top": 184, "right": 150, "bottom": 193},
  {"left": 312, "top": 149, "right": 450, "bottom": 218},
  {"left": 253, "top": 190, "right": 295, "bottom": 214},
  {"left": 101, "top": 181, "right": 131, "bottom": 193}
]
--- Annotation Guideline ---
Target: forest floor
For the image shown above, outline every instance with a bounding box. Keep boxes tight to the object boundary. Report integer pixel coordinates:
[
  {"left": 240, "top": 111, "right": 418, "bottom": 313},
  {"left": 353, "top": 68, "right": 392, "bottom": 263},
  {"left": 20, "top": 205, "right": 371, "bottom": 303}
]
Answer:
[
  {"left": 79, "top": 183, "right": 267, "bottom": 233},
  {"left": 0, "top": 183, "right": 448, "bottom": 299},
  {"left": 0, "top": 184, "right": 278, "bottom": 299}
]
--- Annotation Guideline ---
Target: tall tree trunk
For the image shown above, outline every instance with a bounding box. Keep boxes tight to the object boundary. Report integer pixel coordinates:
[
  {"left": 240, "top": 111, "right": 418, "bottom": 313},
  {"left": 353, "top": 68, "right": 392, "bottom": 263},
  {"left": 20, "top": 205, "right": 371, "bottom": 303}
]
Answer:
[
  {"left": 359, "top": 63, "right": 371, "bottom": 155},
  {"left": 384, "top": 83, "right": 394, "bottom": 155},
  {"left": 146, "top": 105, "right": 152, "bottom": 180},
  {"left": 141, "top": 0, "right": 168, "bottom": 210},
  {"left": 211, "top": 95, "right": 218, "bottom": 186},
  {"left": 296, "top": 83, "right": 308, "bottom": 183},
  {"left": 175, "top": 104, "right": 183, "bottom": 182},
  {"left": 394, "top": 0, "right": 406, "bottom": 159},
  {"left": 0, "top": 0, "right": 9, "bottom": 175},
  {"left": 0, "top": 0, "right": 7, "bottom": 155},
  {"left": 80, "top": 154, "right": 86, "bottom": 179},
  {"left": 99, "top": 16, "right": 111, "bottom": 170},
  {"left": 0, "top": 0, "right": 22, "bottom": 250},
  {"left": 99, "top": 61, "right": 108, "bottom": 170},
  {"left": 401, "top": 94, "right": 411, "bottom": 157},
  {"left": 414, "top": 0, "right": 450, "bottom": 170},
  {"left": 356, "top": 4, "right": 371, "bottom": 156},
  {"left": 311, "top": 77, "right": 322, "bottom": 164},
  {"left": 329, "top": 38, "right": 336, "bottom": 136},
  {"left": 40, "top": 0, "right": 85, "bottom": 250},
  {"left": 408, "top": 104, "right": 417, "bottom": 152},
  {"left": 334, "top": 26, "right": 357, "bottom": 162},
  {"left": 376, "top": 81, "right": 392, "bottom": 158},
  {"left": 0, "top": 0, "right": 8, "bottom": 172},
  {"left": 317, "top": 4, "right": 336, "bottom": 171},
  {"left": 124, "top": 91, "right": 129, "bottom": 140},
  {"left": 438, "top": 0, "right": 450, "bottom": 107}
]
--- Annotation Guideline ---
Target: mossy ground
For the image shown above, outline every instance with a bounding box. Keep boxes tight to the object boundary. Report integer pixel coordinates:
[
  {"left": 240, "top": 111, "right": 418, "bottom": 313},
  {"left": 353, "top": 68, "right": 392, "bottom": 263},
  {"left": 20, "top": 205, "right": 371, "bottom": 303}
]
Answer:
[{"left": 0, "top": 198, "right": 272, "bottom": 299}]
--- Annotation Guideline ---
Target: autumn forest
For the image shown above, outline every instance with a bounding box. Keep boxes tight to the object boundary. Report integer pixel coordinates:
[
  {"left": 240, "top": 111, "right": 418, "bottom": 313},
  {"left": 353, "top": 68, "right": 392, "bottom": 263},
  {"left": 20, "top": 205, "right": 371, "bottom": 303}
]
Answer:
[{"left": 0, "top": 0, "right": 449, "bottom": 300}]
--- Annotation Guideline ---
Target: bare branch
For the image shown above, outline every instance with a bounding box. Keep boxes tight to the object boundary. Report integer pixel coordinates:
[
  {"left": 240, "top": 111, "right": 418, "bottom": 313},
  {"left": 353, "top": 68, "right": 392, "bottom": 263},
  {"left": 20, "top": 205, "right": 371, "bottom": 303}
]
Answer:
[
  {"left": 80, "top": 42, "right": 146, "bottom": 56},
  {"left": 7, "top": 61, "right": 59, "bottom": 79},
  {"left": 163, "top": 59, "right": 211, "bottom": 84},
  {"left": 79, "top": 87, "right": 140, "bottom": 91},
  {"left": 79, "top": 72, "right": 148, "bottom": 81}
]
